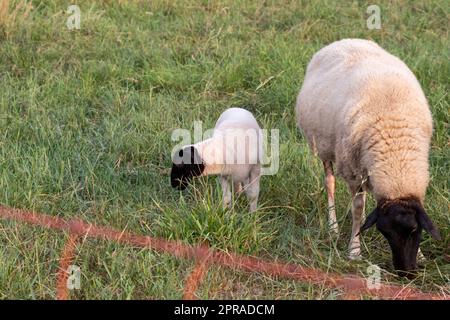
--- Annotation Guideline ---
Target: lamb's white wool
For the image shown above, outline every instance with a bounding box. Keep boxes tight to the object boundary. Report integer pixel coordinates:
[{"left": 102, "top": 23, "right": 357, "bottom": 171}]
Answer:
[
  {"left": 296, "top": 39, "right": 439, "bottom": 273},
  {"left": 171, "top": 108, "right": 262, "bottom": 212}
]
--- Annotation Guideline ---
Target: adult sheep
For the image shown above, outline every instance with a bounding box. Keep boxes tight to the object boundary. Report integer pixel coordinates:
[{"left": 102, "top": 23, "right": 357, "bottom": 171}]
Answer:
[{"left": 295, "top": 39, "right": 441, "bottom": 276}]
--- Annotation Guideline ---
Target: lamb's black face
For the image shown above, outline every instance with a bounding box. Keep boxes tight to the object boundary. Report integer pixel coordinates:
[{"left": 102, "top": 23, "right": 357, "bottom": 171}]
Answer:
[
  {"left": 360, "top": 198, "right": 441, "bottom": 278},
  {"left": 170, "top": 146, "right": 205, "bottom": 190}
]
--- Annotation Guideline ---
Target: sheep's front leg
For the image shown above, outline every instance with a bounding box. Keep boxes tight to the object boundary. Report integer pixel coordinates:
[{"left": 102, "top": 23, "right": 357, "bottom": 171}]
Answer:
[
  {"left": 348, "top": 188, "right": 366, "bottom": 260},
  {"left": 323, "top": 161, "right": 338, "bottom": 234},
  {"left": 417, "top": 248, "right": 426, "bottom": 262},
  {"left": 245, "top": 167, "right": 260, "bottom": 213},
  {"left": 220, "top": 176, "right": 232, "bottom": 209}
]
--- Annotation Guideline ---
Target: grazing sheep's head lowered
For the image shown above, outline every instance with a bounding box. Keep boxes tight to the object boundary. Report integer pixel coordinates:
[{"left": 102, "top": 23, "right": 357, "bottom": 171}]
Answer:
[
  {"left": 359, "top": 197, "right": 441, "bottom": 277},
  {"left": 170, "top": 146, "right": 205, "bottom": 190}
]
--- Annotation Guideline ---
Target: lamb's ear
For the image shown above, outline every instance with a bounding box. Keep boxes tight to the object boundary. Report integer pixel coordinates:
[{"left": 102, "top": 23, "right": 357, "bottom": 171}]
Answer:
[
  {"left": 358, "top": 207, "right": 379, "bottom": 235},
  {"left": 416, "top": 207, "right": 441, "bottom": 240}
]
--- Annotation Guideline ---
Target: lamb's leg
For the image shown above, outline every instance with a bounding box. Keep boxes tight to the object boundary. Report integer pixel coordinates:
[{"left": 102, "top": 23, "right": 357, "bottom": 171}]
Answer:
[
  {"left": 234, "top": 181, "right": 243, "bottom": 193},
  {"left": 245, "top": 167, "right": 260, "bottom": 213},
  {"left": 220, "top": 176, "right": 232, "bottom": 209},
  {"left": 323, "top": 161, "right": 338, "bottom": 234},
  {"left": 348, "top": 187, "right": 366, "bottom": 260}
]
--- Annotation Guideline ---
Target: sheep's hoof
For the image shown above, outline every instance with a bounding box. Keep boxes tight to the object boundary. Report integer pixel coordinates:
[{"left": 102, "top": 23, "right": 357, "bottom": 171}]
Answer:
[
  {"left": 222, "top": 201, "right": 232, "bottom": 210},
  {"left": 348, "top": 254, "right": 362, "bottom": 261},
  {"left": 348, "top": 249, "right": 362, "bottom": 261},
  {"left": 329, "top": 224, "right": 339, "bottom": 236}
]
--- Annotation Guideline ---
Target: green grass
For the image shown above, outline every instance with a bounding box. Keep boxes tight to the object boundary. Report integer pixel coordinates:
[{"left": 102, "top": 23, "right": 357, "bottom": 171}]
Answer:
[{"left": 0, "top": 0, "right": 448, "bottom": 299}]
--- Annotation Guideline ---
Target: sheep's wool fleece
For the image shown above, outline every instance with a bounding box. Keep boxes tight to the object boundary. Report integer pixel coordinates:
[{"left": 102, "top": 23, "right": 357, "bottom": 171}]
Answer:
[{"left": 296, "top": 39, "right": 433, "bottom": 202}]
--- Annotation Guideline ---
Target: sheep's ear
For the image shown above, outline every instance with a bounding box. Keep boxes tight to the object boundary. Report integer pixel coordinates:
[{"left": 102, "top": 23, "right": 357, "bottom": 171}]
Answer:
[
  {"left": 416, "top": 207, "right": 441, "bottom": 240},
  {"left": 358, "top": 207, "right": 379, "bottom": 235}
]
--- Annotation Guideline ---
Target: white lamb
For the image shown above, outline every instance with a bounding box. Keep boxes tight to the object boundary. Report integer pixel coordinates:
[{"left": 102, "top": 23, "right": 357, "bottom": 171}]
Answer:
[{"left": 171, "top": 108, "right": 262, "bottom": 212}]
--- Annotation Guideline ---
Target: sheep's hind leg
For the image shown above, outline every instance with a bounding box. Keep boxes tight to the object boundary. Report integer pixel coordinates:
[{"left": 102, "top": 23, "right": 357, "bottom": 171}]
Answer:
[
  {"left": 323, "top": 161, "right": 339, "bottom": 235},
  {"left": 245, "top": 167, "right": 260, "bottom": 213},
  {"left": 220, "top": 176, "right": 232, "bottom": 209},
  {"left": 234, "top": 181, "right": 243, "bottom": 193},
  {"left": 348, "top": 187, "right": 366, "bottom": 260}
]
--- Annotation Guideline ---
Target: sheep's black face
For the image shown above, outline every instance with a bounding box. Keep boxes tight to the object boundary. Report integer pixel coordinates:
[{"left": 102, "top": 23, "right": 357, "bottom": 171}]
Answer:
[
  {"left": 170, "top": 146, "right": 205, "bottom": 190},
  {"left": 377, "top": 206, "right": 421, "bottom": 277},
  {"left": 359, "top": 197, "right": 441, "bottom": 278}
]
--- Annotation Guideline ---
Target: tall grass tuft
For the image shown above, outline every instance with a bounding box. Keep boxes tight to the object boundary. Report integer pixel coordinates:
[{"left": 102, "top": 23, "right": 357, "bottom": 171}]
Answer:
[{"left": 0, "top": 0, "right": 33, "bottom": 39}]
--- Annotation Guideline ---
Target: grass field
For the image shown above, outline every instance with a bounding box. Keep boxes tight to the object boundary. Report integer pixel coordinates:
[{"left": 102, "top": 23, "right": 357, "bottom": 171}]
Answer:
[{"left": 0, "top": 0, "right": 448, "bottom": 299}]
